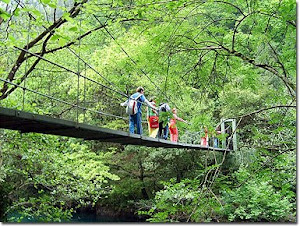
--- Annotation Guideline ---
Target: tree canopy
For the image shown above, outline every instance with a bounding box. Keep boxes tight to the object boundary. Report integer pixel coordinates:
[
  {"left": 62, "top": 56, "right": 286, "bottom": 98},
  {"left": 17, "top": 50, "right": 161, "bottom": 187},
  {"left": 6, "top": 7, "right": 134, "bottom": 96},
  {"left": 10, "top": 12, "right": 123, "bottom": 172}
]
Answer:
[{"left": 0, "top": 0, "right": 296, "bottom": 223}]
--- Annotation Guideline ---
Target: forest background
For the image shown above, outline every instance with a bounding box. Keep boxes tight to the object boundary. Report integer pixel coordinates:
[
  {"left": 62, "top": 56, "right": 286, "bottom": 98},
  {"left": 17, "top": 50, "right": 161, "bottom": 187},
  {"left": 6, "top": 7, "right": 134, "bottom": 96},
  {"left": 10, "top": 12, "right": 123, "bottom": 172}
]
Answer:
[{"left": 0, "top": 0, "right": 296, "bottom": 223}]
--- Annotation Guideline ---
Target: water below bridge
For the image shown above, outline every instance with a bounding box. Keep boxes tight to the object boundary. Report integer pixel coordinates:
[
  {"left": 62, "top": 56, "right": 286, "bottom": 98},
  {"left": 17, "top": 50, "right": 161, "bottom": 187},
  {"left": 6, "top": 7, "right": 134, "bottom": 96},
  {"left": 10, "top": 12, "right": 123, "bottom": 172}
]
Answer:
[
  {"left": 70, "top": 210, "right": 142, "bottom": 223},
  {"left": 6, "top": 210, "right": 143, "bottom": 223}
]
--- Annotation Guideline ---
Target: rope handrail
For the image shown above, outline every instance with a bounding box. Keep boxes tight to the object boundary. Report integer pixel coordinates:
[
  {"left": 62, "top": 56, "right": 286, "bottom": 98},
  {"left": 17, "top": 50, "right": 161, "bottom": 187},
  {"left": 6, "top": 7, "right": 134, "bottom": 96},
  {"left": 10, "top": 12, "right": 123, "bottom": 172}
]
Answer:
[
  {"left": 93, "top": 15, "right": 181, "bottom": 111},
  {"left": 0, "top": 76, "right": 231, "bottom": 146},
  {"left": 0, "top": 77, "right": 128, "bottom": 120},
  {"left": 14, "top": 46, "right": 126, "bottom": 96},
  {"left": 14, "top": 46, "right": 156, "bottom": 109},
  {"left": 66, "top": 46, "right": 158, "bottom": 109},
  {"left": 66, "top": 46, "right": 128, "bottom": 98}
]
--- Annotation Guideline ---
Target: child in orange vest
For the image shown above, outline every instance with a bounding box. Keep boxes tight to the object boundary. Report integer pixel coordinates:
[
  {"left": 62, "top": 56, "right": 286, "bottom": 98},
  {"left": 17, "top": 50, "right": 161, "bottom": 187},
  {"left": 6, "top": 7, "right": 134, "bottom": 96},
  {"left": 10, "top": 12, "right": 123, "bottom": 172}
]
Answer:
[{"left": 169, "top": 108, "right": 188, "bottom": 142}]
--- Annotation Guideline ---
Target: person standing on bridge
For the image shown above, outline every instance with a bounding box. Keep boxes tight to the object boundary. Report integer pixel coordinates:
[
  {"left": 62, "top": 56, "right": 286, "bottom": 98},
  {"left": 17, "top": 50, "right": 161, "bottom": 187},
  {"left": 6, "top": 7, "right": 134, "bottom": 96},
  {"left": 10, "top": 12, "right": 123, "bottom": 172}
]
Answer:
[
  {"left": 201, "top": 126, "right": 209, "bottom": 146},
  {"left": 158, "top": 102, "right": 171, "bottom": 140},
  {"left": 121, "top": 87, "right": 157, "bottom": 135},
  {"left": 147, "top": 97, "right": 159, "bottom": 138},
  {"left": 169, "top": 108, "right": 188, "bottom": 142}
]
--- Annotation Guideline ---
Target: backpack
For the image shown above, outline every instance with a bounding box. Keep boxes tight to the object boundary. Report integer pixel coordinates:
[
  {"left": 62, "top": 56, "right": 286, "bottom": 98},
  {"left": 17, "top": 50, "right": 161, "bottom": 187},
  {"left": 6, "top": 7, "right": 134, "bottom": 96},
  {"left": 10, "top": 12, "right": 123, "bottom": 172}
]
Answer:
[
  {"left": 159, "top": 103, "right": 166, "bottom": 112},
  {"left": 126, "top": 94, "right": 142, "bottom": 115},
  {"left": 159, "top": 103, "right": 170, "bottom": 113}
]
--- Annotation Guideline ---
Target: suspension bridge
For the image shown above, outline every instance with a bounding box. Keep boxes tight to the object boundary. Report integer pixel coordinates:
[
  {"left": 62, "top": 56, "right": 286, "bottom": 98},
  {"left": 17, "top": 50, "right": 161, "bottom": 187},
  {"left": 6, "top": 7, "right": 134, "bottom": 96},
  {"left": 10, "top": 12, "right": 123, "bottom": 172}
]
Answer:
[
  {"left": 0, "top": 106, "right": 228, "bottom": 151},
  {"left": 0, "top": 21, "right": 235, "bottom": 152}
]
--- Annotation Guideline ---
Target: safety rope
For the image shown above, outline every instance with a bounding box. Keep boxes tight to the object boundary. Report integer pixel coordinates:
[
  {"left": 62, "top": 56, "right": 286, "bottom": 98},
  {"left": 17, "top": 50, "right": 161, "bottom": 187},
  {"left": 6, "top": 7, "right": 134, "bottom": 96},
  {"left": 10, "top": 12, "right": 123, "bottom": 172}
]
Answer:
[{"left": 93, "top": 15, "right": 181, "bottom": 111}]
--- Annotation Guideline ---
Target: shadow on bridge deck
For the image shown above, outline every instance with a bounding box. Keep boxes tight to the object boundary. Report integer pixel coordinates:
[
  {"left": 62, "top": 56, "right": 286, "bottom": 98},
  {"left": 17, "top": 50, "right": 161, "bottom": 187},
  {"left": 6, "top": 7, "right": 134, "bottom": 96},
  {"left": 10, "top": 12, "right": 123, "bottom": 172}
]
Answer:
[{"left": 0, "top": 107, "right": 228, "bottom": 152}]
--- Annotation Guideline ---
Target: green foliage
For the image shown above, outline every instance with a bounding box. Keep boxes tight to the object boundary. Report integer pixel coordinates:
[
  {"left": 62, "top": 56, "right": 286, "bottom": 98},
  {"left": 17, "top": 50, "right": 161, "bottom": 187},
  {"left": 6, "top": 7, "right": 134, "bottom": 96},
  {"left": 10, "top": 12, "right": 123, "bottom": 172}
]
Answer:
[
  {"left": 139, "top": 178, "right": 198, "bottom": 222},
  {"left": 219, "top": 86, "right": 263, "bottom": 117},
  {"left": 1, "top": 0, "right": 11, "bottom": 4},
  {"left": 1, "top": 131, "right": 119, "bottom": 222},
  {"left": 139, "top": 178, "right": 222, "bottom": 223},
  {"left": 158, "top": 111, "right": 172, "bottom": 125},
  {"left": 0, "top": 0, "right": 296, "bottom": 223},
  {"left": 0, "top": 9, "right": 11, "bottom": 21},
  {"left": 8, "top": 196, "right": 73, "bottom": 223},
  {"left": 223, "top": 167, "right": 295, "bottom": 222},
  {"left": 0, "top": 165, "right": 6, "bottom": 183},
  {"left": 102, "top": 119, "right": 128, "bottom": 131},
  {"left": 107, "top": 179, "right": 146, "bottom": 209}
]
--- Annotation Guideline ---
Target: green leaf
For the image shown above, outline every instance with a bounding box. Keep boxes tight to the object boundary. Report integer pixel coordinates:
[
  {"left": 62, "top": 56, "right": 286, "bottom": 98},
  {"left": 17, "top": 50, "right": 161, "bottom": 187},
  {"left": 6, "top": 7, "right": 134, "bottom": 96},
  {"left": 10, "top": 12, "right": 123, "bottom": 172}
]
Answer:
[
  {"left": 62, "top": 12, "right": 71, "bottom": 20},
  {"left": 31, "top": 9, "right": 42, "bottom": 17},
  {"left": 1, "top": 0, "right": 10, "bottom": 4},
  {"left": 13, "top": 8, "right": 20, "bottom": 16},
  {"left": 50, "top": 34, "right": 60, "bottom": 41},
  {"left": 0, "top": 10, "right": 11, "bottom": 20},
  {"left": 58, "top": 38, "right": 68, "bottom": 46},
  {"left": 48, "top": 2, "right": 57, "bottom": 8},
  {"left": 8, "top": 34, "right": 16, "bottom": 43},
  {"left": 41, "top": 0, "right": 50, "bottom": 4},
  {"left": 69, "top": 26, "right": 77, "bottom": 32}
]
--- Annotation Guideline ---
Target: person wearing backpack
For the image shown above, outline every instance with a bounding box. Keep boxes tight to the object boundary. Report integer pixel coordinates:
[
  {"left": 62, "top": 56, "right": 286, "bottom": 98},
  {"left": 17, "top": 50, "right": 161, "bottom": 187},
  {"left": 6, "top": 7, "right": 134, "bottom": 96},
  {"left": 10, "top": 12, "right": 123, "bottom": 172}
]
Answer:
[
  {"left": 121, "top": 87, "right": 157, "bottom": 135},
  {"left": 147, "top": 97, "right": 159, "bottom": 138},
  {"left": 157, "top": 102, "right": 171, "bottom": 140}
]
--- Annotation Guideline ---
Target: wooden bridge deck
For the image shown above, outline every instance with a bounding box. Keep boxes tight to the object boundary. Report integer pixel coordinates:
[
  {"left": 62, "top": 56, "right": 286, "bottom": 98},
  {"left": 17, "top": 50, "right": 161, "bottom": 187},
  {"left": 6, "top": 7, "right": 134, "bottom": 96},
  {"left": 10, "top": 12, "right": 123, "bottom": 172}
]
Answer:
[{"left": 0, "top": 107, "right": 228, "bottom": 152}]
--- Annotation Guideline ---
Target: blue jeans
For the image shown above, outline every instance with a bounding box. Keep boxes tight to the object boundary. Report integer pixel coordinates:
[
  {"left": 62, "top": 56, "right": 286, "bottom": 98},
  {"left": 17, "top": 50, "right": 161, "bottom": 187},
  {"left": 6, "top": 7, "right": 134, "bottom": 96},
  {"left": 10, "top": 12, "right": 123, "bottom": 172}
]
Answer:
[
  {"left": 213, "top": 137, "right": 219, "bottom": 148},
  {"left": 129, "top": 112, "right": 142, "bottom": 135},
  {"left": 158, "top": 121, "right": 169, "bottom": 140}
]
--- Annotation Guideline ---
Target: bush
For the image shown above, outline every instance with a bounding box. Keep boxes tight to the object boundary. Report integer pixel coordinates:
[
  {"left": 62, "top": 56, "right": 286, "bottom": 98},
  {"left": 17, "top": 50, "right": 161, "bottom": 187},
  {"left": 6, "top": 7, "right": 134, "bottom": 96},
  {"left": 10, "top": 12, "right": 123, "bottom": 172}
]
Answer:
[
  {"left": 222, "top": 167, "right": 294, "bottom": 222},
  {"left": 139, "top": 178, "right": 222, "bottom": 223}
]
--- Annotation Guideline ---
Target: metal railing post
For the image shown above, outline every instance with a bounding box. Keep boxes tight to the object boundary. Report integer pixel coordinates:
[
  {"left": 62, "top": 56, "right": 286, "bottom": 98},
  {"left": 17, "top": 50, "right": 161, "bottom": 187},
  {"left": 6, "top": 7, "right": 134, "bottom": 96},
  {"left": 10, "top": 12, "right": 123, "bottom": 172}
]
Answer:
[
  {"left": 221, "top": 119, "right": 226, "bottom": 149},
  {"left": 220, "top": 118, "right": 238, "bottom": 151},
  {"left": 83, "top": 63, "right": 86, "bottom": 123},
  {"left": 76, "top": 19, "right": 82, "bottom": 124}
]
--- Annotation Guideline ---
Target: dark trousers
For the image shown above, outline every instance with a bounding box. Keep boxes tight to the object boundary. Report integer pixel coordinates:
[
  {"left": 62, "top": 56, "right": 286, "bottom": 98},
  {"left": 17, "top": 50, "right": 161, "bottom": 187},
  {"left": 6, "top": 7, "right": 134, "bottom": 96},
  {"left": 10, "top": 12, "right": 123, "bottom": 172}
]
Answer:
[{"left": 158, "top": 121, "right": 169, "bottom": 140}]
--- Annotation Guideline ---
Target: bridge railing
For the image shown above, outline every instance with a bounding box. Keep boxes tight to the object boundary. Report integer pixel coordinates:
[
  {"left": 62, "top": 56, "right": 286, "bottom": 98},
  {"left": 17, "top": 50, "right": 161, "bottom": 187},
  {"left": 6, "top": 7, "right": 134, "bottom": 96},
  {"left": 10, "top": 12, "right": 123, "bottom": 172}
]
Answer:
[
  {"left": 0, "top": 46, "right": 131, "bottom": 129},
  {"left": 0, "top": 47, "right": 236, "bottom": 150}
]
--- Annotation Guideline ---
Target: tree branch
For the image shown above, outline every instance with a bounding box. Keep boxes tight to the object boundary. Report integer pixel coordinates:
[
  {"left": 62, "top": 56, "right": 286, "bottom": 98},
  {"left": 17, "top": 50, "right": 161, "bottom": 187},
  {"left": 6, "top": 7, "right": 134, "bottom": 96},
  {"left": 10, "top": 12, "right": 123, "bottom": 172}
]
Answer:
[
  {"left": 214, "top": 0, "right": 245, "bottom": 16},
  {"left": 232, "top": 12, "right": 254, "bottom": 51},
  {"left": 219, "top": 45, "right": 296, "bottom": 96},
  {"left": 0, "top": 0, "right": 88, "bottom": 100},
  {"left": 238, "top": 104, "right": 296, "bottom": 119}
]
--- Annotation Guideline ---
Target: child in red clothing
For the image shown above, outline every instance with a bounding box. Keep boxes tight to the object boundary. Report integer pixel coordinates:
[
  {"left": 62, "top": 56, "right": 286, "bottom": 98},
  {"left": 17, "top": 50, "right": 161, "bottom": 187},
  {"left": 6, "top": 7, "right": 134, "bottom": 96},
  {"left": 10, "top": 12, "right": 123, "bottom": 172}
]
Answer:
[
  {"left": 147, "top": 98, "right": 159, "bottom": 138},
  {"left": 169, "top": 108, "right": 188, "bottom": 142},
  {"left": 201, "top": 127, "right": 209, "bottom": 146}
]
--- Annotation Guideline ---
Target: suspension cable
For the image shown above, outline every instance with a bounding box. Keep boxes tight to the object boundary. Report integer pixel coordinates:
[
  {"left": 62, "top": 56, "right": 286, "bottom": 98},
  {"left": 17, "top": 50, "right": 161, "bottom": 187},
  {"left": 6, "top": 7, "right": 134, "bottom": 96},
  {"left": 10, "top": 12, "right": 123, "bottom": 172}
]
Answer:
[
  {"left": 65, "top": 47, "right": 154, "bottom": 107},
  {"left": 15, "top": 46, "right": 155, "bottom": 110},
  {"left": 0, "top": 77, "right": 128, "bottom": 120},
  {"left": 93, "top": 15, "right": 180, "bottom": 110},
  {"left": 76, "top": 47, "right": 161, "bottom": 110},
  {"left": 14, "top": 46, "right": 128, "bottom": 98},
  {"left": 66, "top": 46, "right": 128, "bottom": 98}
]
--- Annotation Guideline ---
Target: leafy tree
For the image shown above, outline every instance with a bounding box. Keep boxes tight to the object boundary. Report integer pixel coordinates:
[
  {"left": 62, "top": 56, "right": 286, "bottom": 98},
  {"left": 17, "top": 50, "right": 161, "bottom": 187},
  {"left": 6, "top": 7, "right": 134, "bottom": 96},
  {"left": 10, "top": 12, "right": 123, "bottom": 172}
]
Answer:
[
  {"left": 0, "top": 0, "right": 296, "bottom": 223},
  {"left": 223, "top": 165, "right": 295, "bottom": 222},
  {"left": 0, "top": 130, "right": 119, "bottom": 222}
]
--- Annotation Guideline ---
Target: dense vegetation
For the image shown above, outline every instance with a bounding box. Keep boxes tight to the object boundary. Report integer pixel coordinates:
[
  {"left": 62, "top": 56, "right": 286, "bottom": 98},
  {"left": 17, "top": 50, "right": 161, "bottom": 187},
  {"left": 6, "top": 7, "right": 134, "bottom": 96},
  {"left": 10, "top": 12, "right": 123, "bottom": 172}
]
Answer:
[{"left": 0, "top": 0, "right": 296, "bottom": 223}]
